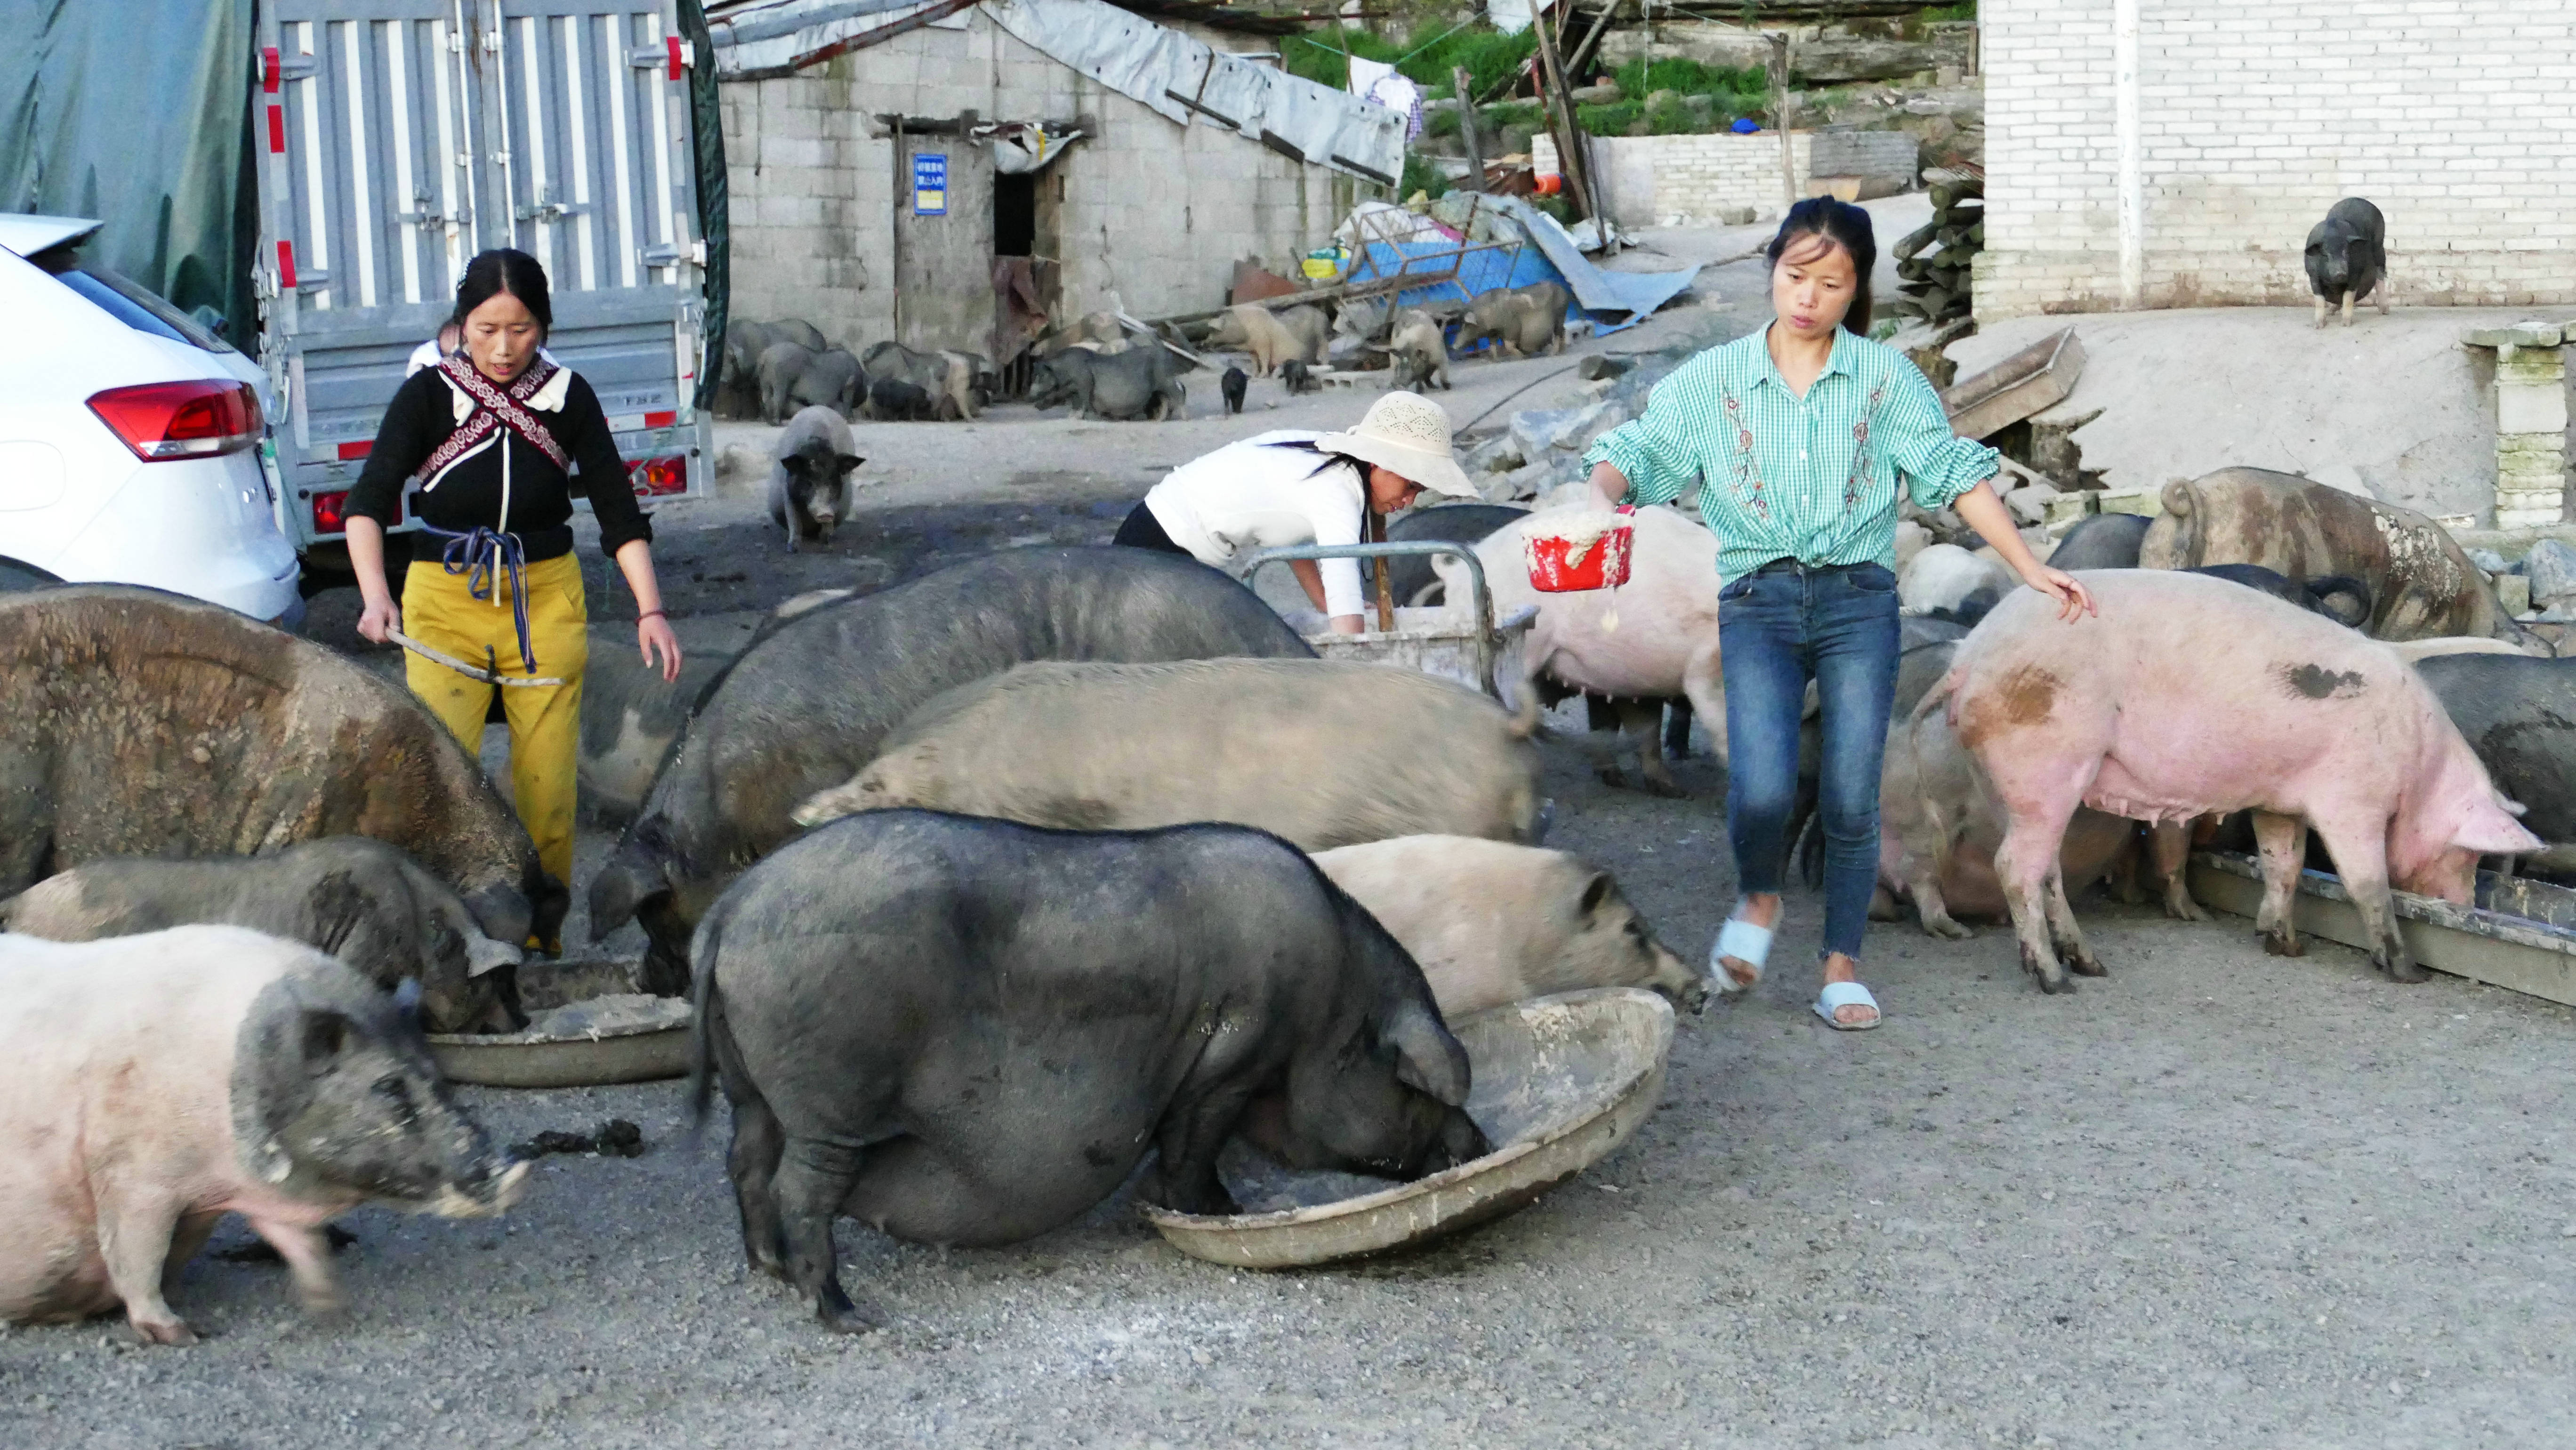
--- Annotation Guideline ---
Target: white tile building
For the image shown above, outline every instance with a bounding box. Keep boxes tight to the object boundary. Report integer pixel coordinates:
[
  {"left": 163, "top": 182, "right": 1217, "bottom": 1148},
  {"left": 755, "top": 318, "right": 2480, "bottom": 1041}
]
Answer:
[{"left": 1975, "top": 0, "right": 2576, "bottom": 319}]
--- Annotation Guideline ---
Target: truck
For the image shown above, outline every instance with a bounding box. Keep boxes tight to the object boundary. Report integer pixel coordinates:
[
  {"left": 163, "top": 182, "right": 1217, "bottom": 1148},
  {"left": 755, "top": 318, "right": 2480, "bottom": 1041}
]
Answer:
[{"left": 4, "top": 0, "right": 727, "bottom": 590}]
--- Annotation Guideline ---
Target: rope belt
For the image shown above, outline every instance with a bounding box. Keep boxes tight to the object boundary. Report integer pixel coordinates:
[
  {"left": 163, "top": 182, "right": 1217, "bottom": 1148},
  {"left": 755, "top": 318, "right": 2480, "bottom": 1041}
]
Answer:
[{"left": 420, "top": 523, "right": 540, "bottom": 675}]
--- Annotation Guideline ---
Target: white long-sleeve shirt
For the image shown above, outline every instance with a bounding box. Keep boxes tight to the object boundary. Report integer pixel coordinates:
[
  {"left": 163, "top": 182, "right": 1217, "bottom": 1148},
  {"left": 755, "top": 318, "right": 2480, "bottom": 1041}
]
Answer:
[{"left": 1142, "top": 431, "right": 1370, "bottom": 617}]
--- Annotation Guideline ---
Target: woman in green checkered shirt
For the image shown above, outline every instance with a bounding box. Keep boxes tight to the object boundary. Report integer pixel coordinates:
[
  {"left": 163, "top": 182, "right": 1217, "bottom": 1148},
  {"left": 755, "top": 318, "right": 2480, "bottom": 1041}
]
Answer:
[{"left": 1582, "top": 197, "right": 2096, "bottom": 1030}]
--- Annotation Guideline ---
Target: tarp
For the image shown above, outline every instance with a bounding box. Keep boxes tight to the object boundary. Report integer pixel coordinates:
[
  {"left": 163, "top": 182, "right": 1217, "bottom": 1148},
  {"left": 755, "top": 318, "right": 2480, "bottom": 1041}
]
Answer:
[
  {"left": 1350, "top": 193, "right": 1700, "bottom": 340},
  {"left": 0, "top": 0, "right": 260, "bottom": 349},
  {"left": 680, "top": 0, "right": 733, "bottom": 413},
  {"left": 980, "top": 0, "right": 1406, "bottom": 185},
  {"left": 706, "top": 0, "right": 958, "bottom": 76},
  {"left": 707, "top": 0, "right": 1405, "bottom": 184}
]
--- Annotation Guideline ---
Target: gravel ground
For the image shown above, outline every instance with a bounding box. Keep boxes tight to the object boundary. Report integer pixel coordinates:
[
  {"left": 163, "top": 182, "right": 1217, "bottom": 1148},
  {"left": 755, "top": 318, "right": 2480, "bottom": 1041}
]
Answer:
[{"left": 12, "top": 253, "right": 2576, "bottom": 1448}]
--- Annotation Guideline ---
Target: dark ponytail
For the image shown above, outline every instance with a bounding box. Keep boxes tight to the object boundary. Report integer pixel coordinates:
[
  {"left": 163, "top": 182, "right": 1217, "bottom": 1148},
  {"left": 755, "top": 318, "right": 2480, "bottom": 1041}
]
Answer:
[
  {"left": 1764, "top": 196, "right": 1878, "bottom": 336},
  {"left": 452, "top": 249, "right": 553, "bottom": 338}
]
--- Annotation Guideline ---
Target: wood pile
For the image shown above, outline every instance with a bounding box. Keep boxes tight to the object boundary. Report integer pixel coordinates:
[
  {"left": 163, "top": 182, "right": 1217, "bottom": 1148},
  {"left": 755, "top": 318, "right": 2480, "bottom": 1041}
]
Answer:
[{"left": 1891, "top": 171, "right": 1982, "bottom": 326}]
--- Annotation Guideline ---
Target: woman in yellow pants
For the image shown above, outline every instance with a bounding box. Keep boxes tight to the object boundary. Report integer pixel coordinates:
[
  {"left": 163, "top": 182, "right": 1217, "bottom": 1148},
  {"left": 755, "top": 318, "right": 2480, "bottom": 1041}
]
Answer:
[{"left": 342, "top": 249, "right": 683, "bottom": 952}]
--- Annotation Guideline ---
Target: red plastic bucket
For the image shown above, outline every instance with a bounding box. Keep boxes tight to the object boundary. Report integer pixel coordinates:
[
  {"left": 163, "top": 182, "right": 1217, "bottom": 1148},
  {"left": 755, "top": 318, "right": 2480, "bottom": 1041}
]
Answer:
[{"left": 1524, "top": 508, "right": 1635, "bottom": 592}]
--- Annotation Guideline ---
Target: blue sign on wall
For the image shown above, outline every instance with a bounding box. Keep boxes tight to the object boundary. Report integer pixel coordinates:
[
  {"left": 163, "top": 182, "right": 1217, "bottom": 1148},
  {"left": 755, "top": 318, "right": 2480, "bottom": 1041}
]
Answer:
[{"left": 912, "top": 153, "right": 948, "bottom": 216}]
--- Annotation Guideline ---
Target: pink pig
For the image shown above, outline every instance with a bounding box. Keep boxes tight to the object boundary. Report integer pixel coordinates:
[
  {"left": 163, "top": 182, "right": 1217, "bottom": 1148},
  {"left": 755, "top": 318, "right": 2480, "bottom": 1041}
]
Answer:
[
  {"left": 1440, "top": 504, "right": 1726, "bottom": 792},
  {"left": 1922, "top": 571, "right": 2539, "bottom": 992},
  {"left": 0, "top": 927, "right": 526, "bottom": 1344}
]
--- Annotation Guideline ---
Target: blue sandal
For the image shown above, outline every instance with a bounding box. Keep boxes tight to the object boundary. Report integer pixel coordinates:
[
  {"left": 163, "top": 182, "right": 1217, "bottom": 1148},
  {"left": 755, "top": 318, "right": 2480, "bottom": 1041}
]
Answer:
[
  {"left": 1813, "top": 980, "right": 1883, "bottom": 1031},
  {"left": 1711, "top": 915, "right": 1772, "bottom": 995}
]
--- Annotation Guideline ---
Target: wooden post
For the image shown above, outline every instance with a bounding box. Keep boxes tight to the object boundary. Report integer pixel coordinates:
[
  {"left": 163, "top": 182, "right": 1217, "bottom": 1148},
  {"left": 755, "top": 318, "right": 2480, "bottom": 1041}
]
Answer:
[
  {"left": 1368, "top": 511, "right": 1396, "bottom": 632},
  {"left": 1452, "top": 65, "right": 1486, "bottom": 193},
  {"left": 1768, "top": 32, "right": 1796, "bottom": 216},
  {"left": 1533, "top": 2, "right": 1596, "bottom": 222},
  {"left": 889, "top": 116, "right": 906, "bottom": 340}
]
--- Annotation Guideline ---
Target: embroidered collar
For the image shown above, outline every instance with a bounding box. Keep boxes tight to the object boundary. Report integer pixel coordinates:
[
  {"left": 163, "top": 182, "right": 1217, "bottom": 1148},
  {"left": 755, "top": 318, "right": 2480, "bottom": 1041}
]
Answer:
[{"left": 412, "top": 354, "right": 574, "bottom": 487}]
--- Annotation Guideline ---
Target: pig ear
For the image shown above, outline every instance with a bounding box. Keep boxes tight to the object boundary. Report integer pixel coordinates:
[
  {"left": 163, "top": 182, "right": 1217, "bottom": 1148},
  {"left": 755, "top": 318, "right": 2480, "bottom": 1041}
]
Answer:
[
  {"left": 466, "top": 933, "right": 523, "bottom": 977},
  {"left": 1380, "top": 1001, "right": 1472, "bottom": 1109},
  {"left": 2453, "top": 797, "right": 2546, "bottom": 856},
  {"left": 836, "top": 453, "right": 864, "bottom": 475},
  {"left": 1578, "top": 872, "right": 1615, "bottom": 918}
]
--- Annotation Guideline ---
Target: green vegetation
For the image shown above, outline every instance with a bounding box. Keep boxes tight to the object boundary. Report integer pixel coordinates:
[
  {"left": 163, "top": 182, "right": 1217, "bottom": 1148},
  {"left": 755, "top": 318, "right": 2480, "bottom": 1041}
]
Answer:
[
  {"left": 1610, "top": 56, "right": 1771, "bottom": 113},
  {"left": 1284, "top": 24, "right": 1536, "bottom": 99},
  {"left": 1398, "top": 151, "right": 1452, "bottom": 201}
]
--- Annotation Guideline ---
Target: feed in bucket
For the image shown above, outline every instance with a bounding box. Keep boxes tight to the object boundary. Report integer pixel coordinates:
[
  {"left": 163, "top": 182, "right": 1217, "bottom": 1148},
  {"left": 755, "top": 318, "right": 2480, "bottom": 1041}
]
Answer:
[{"left": 1524, "top": 508, "right": 1635, "bottom": 593}]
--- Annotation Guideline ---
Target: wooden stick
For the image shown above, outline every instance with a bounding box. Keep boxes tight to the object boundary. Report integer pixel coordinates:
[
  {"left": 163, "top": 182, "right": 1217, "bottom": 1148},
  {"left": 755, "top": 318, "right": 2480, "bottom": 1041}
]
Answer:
[
  {"left": 1369, "top": 510, "right": 1397, "bottom": 632},
  {"left": 1453, "top": 64, "right": 1487, "bottom": 192}
]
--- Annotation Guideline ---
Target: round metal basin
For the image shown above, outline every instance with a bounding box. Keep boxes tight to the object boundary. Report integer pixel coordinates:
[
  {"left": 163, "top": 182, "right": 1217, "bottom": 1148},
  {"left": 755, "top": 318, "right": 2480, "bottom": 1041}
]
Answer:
[
  {"left": 428, "top": 993, "right": 693, "bottom": 1089},
  {"left": 1145, "top": 987, "right": 1675, "bottom": 1269}
]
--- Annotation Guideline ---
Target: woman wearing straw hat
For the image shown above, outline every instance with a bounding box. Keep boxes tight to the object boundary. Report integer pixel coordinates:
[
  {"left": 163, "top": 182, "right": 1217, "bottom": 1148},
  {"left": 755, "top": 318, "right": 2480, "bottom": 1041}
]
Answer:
[{"left": 1113, "top": 391, "right": 1480, "bottom": 634}]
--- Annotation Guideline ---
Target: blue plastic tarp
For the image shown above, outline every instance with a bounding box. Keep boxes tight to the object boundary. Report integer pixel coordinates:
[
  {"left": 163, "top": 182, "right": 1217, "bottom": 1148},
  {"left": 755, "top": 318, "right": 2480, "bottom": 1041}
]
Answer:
[{"left": 1353, "top": 196, "right": 1700, "bottom": 348}]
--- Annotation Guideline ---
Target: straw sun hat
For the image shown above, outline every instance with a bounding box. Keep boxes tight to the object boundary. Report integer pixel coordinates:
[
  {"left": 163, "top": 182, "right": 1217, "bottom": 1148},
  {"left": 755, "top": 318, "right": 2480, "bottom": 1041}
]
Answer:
[{"left": 1314, "top": 391, "right": 1478, "bottom": 500}]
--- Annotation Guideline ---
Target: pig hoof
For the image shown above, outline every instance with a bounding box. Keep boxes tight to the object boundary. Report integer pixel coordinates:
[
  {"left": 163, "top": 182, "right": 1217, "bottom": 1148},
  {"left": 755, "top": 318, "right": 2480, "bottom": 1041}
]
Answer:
[
  {"left": 2382, "top": 959, "right": 2428, "bottom": 984},
  {"left": 1925, "top": 917, "right": 1973, "bottom": 941},
  {"left": 2165, "top": 899, "right": 2209, "bottom": 923},
  {"left": 1643, "top": 776, "right": 1688, "bottom": 800},
  {"left": 2069, "top": 955, "right": 2108, "bottom": 978},
  {"left": 2261, "top": 931, "right": 2304, "bottom": 959},
  {"left": 1594, "top": 765, "right": 1628, "bottom": 789},
  {"left": 132, "top": 1315, "right": 199, "bottom": 1347}
]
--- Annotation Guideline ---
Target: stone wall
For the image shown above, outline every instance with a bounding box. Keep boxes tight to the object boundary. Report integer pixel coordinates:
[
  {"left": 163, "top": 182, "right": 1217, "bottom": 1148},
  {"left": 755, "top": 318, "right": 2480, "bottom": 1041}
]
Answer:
[
  {"left": 719, "top": 12, "right": 1345, "bottom": 357},
  {"left": 1978, "top": 0, "right": 2576, "bottom": 319},
  {"left": 1539, "top": 131, "right": 1816, "bottom": 229}
]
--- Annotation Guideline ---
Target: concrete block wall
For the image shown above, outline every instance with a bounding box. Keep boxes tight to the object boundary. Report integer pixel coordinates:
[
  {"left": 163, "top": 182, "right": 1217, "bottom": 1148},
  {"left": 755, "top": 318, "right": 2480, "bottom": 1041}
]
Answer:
[
  {"left": 720, "top": 13, "right": 1340, "bottom": 357},
  {"left": 1979, "top": 0, "right": 2576, "bottom": 319},
  {"left": 1808, "top": 129, "right": 1918, "bottom": 180},
  {"left": 1541, "top": 131, "right": 1816, "bottom": 228}
]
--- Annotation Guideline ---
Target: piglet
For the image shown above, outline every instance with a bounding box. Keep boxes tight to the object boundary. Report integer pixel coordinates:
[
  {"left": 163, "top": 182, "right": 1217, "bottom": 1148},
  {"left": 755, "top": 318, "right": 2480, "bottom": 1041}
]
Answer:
[
  {"left": 765, "top": 406, "right": 864, "bottom": 553},
  {"left": 1925, "top": 570, "right": 2538, "bottom": 991},
  {"left": 0, "top": 926, "right": 526, "bottom": 1344}
]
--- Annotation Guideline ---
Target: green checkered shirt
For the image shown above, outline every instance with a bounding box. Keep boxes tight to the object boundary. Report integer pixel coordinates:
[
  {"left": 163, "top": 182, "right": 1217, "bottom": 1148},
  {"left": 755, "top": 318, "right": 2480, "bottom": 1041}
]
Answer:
[{"left": 1582, "top": 327, "right": 2000, "bottom": 583}]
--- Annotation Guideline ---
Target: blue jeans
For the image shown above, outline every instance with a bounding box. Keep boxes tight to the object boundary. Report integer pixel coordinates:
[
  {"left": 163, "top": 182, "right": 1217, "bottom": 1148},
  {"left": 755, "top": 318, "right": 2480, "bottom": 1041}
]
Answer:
[{"left": 1717, "top": 560, "right": 1902, "bottom": 962}]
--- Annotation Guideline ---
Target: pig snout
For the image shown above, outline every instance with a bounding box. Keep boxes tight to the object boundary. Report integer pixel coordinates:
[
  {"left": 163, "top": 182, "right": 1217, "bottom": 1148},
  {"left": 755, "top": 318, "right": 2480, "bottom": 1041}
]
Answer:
[
  {"left": 1654, "top": 945, "right": 1713, "bottom": 1015},
  {"left": 1426, "top": 1107, "right": 1494, "bottom": 1173},
  {"left": 426, "top": 1155, "right": 532, "bottom": 1220}
]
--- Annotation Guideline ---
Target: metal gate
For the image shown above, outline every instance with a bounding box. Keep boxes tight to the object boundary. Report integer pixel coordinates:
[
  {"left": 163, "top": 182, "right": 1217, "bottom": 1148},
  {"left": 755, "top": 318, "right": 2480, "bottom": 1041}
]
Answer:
[{"left": 257, "top": 0, "right": 708, "bottom": 550}]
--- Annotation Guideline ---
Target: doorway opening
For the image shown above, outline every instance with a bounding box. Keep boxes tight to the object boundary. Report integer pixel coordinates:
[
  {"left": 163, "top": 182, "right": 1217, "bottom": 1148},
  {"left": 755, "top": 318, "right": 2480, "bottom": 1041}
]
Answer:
[{"left": 994, "top": 172, "right": 1037, "bottom": 259}]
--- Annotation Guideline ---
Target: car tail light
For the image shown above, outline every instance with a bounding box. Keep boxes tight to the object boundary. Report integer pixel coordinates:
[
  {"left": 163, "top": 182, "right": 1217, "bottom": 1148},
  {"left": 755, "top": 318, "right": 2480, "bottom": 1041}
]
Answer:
[
  {"left": 628, "top": 454, "right": 687, "bottom": 497},
  {"left": 87, "top": 380, "right": 263, "bottom": 460},
  {"left": 310, "top": 490, "right": 350, "bottom": 533}
]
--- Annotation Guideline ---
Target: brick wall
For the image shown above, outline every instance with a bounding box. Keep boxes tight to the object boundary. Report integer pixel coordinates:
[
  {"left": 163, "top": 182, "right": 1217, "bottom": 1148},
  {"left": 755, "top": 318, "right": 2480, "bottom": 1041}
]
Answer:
[
  {"left": 720, "top": 13, "right": 1343, "bottom": 357},
  {"left": 1539, "top": 131, "right": 1817, "bottom": 228},
  {"left": 1979, "top": 0, "right": 2576, "bottom": 319}
]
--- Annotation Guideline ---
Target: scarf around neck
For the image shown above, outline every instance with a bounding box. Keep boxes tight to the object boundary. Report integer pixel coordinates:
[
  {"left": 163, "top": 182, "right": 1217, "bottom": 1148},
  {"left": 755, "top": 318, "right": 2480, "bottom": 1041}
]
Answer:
[{"left": 411, "top": 352, "right": 572, "bottom": 487}]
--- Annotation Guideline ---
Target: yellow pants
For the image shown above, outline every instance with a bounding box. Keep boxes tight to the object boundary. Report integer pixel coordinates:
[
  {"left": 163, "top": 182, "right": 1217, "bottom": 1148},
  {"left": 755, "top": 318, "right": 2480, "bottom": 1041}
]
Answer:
[{"left": 402, "top": 551, "right": 588, "bottom": 926}]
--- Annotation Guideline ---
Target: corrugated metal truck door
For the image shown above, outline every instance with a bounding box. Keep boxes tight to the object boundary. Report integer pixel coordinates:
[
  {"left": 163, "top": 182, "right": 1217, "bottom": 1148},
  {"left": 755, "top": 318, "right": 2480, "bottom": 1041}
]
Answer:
[{"left": 258, "top": 0, "right": 706, "bottom": 561}]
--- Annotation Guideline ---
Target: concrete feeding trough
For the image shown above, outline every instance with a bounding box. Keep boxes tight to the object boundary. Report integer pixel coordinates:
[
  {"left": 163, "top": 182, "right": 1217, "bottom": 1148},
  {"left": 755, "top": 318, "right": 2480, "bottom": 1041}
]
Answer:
[
  {"left": 1145, "top": 987, "right": 1675, "bottom": 1270},
  {"left": 428, "top": 958, "right": 692, "bottom": 1088},
  {"left": 2189, "top": 851, "right": 2576, "bottom": 1007},
  {"left": 1941, "top": 326, "right": 2085, "bottom": 441}
]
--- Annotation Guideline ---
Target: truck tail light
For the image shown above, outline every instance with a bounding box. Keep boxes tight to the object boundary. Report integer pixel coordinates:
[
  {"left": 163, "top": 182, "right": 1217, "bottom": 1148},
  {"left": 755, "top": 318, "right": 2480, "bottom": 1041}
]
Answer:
[
  {"left": 628, "top": 454, "right": 687, "bottom": 496},
  {"left": 86, "top": 380, "right": 263, "bottom": 460},
  {"left": 310, "top": 490, "right": 350, "bottom": 534}
]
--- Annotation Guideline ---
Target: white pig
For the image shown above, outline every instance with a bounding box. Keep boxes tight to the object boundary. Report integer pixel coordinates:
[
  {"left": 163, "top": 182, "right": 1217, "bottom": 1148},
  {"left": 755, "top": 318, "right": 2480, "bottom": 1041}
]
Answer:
[
  {"left": 1436, "top": 503, "right": 1725, "bottom": 792},
  {"left": 1313, "top": 836, "right": 1708, "bottom": 1016},
  {"left": 0, "top": 927, "right": 525, "bottom": 1343}
]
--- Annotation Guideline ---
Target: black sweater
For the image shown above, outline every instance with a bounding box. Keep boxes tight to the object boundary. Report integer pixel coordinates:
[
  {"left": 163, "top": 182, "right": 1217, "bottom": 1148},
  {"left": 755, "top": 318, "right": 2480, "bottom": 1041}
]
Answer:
[{"left": 346, "top": 365, "right": 654, "bottom": 561}]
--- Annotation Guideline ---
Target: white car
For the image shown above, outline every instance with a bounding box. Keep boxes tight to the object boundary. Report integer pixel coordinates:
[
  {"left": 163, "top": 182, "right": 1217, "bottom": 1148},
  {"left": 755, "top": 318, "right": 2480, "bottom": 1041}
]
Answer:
[{"left": 0, "top": 215, "right": 302, "bottom": 628}]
